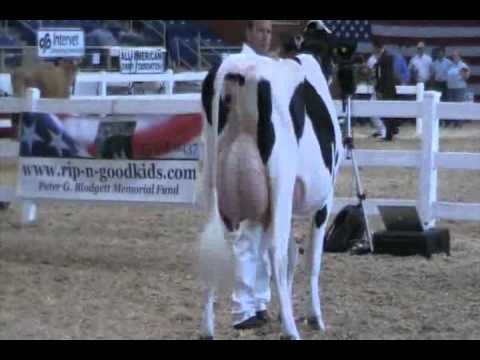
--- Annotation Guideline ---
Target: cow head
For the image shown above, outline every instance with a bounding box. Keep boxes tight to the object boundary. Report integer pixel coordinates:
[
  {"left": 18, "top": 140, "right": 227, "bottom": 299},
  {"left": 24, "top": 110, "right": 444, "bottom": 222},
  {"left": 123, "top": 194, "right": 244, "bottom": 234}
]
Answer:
[
  {"left": 300, "top": 20, "right": 337, "bottom": 82},
  {"left": 299, "top": 21, "right": 359, "bottom": 97}
]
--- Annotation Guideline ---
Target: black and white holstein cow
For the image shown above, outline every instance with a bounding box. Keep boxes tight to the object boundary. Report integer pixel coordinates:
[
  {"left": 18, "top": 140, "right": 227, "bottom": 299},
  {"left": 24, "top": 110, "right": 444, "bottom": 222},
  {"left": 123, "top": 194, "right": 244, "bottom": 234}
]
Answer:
[{"left": 199, "top": 21, "right": 344, "bottom": 340}]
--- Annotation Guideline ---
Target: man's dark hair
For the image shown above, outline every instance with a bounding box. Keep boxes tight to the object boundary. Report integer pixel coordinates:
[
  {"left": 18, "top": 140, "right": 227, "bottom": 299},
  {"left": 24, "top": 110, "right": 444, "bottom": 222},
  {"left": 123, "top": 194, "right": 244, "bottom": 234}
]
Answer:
[
  {"left": 277, "top": 32, "right": 300, "bottom": 54},
  {"left": 246, "top": 20, "right": 255, "bottom": 30},
  {"left": 373, "top": 39, "right": 384, "bottom": 50}
]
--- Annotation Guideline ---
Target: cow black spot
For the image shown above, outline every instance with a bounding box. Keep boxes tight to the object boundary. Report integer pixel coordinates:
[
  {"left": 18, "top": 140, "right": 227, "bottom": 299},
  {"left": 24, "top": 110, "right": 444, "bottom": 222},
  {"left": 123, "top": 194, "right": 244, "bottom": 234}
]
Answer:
[
  {"left": 314, "top": 206, "right": 328, "bottom": 228},
  {"left": 289, "top": 82, "right": 305, "bottom": 143},
  {"left": 257, "top": 79, "right": 275, "bottom": 165},
  {"left": 304, "top": 80, "right": 336, "bottom": 174},
  {"left": 201, "top": 63, "right": 229, "bottom": 134}
]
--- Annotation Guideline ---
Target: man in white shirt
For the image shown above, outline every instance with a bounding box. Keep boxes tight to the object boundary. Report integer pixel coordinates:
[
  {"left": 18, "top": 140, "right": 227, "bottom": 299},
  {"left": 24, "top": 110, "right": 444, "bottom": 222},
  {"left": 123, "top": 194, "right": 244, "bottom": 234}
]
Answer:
[
  {"left": 242, "top": 20, "right": 272, "bottom": 56},
  {"left": 408, "top": 42, "right": 433, "bottom": 84},
  {"left": 232, "top": 20, "right": 273, "bottom": 331}
]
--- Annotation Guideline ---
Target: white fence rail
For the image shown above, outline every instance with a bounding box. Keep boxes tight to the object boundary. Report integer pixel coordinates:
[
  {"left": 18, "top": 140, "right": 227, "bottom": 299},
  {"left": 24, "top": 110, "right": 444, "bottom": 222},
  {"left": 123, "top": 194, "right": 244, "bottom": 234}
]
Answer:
[
  {"left": 1, "top": 88, "right": 480, "bottom": 226},
  {"left": 0, "top": 71, "right": 208, "bottom": 99},
  {"left": 2, "top": 71, "right": 426, "bottom": 133}
]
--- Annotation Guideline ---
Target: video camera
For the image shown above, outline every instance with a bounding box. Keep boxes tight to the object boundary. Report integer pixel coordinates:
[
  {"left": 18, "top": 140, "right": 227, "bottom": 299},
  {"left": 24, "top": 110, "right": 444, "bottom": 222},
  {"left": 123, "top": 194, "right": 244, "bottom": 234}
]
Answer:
[
  {"left": 334, "top": 40, "right": 359, "bottom": 100},
  {"left": 301, "top": 21, "right": 360, "bottom": 99}
]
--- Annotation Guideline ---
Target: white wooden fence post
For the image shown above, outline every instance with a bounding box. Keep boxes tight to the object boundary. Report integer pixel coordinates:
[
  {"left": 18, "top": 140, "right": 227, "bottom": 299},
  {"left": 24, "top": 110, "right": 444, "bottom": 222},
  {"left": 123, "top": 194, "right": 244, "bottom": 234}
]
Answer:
[
  {"left": 165, "top": 69, "right": 174, "bottom": 95},
  {"left": 20, "top": 87, "right": 40, "bottom": 225},
  {"left": 417, "top": 91, "right": 441, "bottom": 229},
  {"left": 416, "top": 82, "right": 425, "bottom": 136},
  {"left": 100, "top": 71, "right": 107, "bottom": 97}
]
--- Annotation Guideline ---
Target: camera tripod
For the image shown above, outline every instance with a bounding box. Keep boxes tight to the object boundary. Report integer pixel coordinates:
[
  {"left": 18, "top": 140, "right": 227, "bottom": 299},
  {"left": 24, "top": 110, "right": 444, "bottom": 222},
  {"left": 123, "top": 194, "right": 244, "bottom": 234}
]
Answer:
[{"left": 342, "top": 96, "right": 374, "bottom": 252}]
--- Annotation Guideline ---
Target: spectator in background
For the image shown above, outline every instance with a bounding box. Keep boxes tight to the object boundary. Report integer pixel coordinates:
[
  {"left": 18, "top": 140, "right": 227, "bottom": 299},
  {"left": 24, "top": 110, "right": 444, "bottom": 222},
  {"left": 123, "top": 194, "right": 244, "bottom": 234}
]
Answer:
[
  {"left": 367, "top": 50, "right": 377, "bottom": 70},
  {"left": 446, "top": 50, "right": 471, "bottom": 128},
  {"left": 365, "top": 50, "right": 386, "bottom": 137},
  {"left": 374, "top": 40, "right": 399, "bottom": 140},
  {"left": 431, "top": 47, "right": 453, "bottom": 127},
  {"left": 86, "top": 23, "right": 119, "bottom": 47},
  {"left": 351, "top": 54, "right": 374, "bottom": 126},
  {"left": 119, "top": 31, "right": 145, "bottom": 46},
  {"left": 408, "top": 41, "right": 432, "bottom": 84},
  {"left": 432, "top": 47, "right": 452, "bottom": 97},
  {"left": 390, "top": 43, "right": 411, "bottom": 127},
  {"left": 370, "top": 40, "right": 399, "bottom": 141},
  {"left": 392, "top": 43, "right": 410, "bottom": 85}
]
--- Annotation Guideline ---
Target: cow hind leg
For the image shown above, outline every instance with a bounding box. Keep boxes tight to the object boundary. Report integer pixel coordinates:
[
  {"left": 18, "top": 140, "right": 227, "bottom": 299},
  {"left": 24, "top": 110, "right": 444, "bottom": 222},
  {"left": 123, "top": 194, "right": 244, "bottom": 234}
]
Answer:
[
  {"left": 266, "top": 177, "right": 301, "bottom": 340},
  {"left": 306, "top": 196, "right": 333, "bottom": 332},
  {"left": 287, "top": 235, "right": 298, "bottom": 299},
  {"left": 269, "top": 244, "right": 300, "bottom": 340},
  {"left": 275, "top": 236, "right": 298, "bottom": 326}
]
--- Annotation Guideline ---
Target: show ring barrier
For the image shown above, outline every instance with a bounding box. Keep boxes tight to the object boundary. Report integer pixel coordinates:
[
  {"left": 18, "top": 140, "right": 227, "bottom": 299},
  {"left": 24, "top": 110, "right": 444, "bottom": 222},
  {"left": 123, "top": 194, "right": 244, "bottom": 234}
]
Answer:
[{"left": 1, "top": 87, "right": 480, "bottom": 228}]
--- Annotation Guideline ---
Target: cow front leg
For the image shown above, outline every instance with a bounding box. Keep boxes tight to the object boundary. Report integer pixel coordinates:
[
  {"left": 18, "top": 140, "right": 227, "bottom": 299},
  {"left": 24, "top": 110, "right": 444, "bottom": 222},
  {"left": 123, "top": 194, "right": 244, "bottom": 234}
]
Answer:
[{"left": 306, "top": 198, "right": 333, "bottom": 332}]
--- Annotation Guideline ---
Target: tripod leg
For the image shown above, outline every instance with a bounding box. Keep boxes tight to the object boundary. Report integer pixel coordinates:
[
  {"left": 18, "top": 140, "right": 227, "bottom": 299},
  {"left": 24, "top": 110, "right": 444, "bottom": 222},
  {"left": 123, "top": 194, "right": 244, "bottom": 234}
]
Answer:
[
  {"left": 345, "top": 96, "right": 374, "bottom": 252},
  {"left": 350, "top": 152, "right": 374, "bottom": 252}
]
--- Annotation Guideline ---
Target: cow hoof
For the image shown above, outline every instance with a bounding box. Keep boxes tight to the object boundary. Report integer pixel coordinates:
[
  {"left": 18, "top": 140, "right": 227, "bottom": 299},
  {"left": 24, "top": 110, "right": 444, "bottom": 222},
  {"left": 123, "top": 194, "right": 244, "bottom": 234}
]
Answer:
[
  {"left": 199, "top": 335, "right": 214, "bottom": 340},
  {"left": 307, "top": 316, "right": 326, "bottom": 331}
]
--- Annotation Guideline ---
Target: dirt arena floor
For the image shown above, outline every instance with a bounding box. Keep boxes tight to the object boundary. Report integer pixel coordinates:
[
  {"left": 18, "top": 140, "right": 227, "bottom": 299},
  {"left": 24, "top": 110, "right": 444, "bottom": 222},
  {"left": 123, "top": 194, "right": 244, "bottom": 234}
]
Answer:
[{"left": 1, "top": 123, "right": 479, "bottom": 340}]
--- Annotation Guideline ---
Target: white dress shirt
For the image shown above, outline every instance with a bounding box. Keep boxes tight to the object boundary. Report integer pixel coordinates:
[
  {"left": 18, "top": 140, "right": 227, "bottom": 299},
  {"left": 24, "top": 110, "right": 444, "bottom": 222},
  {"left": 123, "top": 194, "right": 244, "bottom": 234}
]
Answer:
[{"left": 409, "top": 54, "right": 433, "bottom": 83}]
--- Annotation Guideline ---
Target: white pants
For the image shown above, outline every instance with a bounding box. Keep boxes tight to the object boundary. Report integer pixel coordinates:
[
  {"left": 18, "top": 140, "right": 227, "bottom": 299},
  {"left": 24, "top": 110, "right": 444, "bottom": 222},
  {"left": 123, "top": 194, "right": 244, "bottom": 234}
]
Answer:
[
  {"left": 370, "top": 116, "right": 386, "bottom": 137},
  {"left": 369, "top": 93, "right": 386, "bottom": 137},
  {"left": 232, "top": 221, "right": 271, "bottom": 325}
]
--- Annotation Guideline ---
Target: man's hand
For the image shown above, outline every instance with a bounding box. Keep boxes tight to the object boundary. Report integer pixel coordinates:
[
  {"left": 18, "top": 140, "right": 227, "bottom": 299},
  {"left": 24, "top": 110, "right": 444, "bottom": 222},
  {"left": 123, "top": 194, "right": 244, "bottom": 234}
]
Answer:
[{"left": 461, "top": 68, "right": 471, "bottom": 80}]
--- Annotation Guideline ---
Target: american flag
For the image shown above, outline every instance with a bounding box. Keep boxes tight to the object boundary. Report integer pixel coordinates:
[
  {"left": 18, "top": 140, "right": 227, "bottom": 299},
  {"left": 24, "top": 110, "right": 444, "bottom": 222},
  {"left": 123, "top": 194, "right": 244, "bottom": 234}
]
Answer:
[
  {"left": 18, "top": 112, "right": 203, "bottom": 160},
  {"left": 324, "top": 20, "right": 480, "bottom": 99},
  {"left": 20, "top": 112, "right": 82, "bottom": 158}
]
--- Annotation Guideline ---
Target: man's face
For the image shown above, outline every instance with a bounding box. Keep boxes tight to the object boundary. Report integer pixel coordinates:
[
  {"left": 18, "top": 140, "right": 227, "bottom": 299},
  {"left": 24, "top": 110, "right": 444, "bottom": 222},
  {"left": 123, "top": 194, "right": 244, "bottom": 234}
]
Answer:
[
  {"left": 417, "top": 45, "right": 425, "bottom": 56},
  {"left": 452, "top": 51, "right": 461, "bottom": 63},
  {"left": 373, "top": 46, "right": 383, "bottom": 59},
  {"left": 246, "top": 20, "right": 272, "bottom": 54}
]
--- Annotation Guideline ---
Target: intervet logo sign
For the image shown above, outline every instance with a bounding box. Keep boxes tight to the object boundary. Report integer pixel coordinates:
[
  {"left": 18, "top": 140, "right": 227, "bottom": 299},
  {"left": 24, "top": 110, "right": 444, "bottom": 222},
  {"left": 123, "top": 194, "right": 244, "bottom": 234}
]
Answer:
[{"left": 37, "top": 28, "right": 85, "bottom": 58}]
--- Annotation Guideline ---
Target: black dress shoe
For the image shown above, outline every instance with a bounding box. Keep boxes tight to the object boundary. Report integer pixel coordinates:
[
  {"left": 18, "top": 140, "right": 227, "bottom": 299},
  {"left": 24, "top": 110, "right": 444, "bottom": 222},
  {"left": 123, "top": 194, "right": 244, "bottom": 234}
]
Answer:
[
  {"left": 0, "top": 202, "right": 10, "bottom": 210},
  {"left": 383, "top": 128, "right": 395, "bottom": 141},
  {"left": 233, "top": 316, "right": 264, "bottom": 330},
  {"left": 256, "top": 310, "right": 270, "bottom": 323}
]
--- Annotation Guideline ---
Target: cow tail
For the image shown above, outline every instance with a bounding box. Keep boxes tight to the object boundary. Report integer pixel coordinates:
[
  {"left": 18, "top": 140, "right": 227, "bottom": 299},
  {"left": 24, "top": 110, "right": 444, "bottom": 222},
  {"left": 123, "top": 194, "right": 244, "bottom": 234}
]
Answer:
[{"left": 199, "top": 75, "right": 233, "bottom": 293}]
